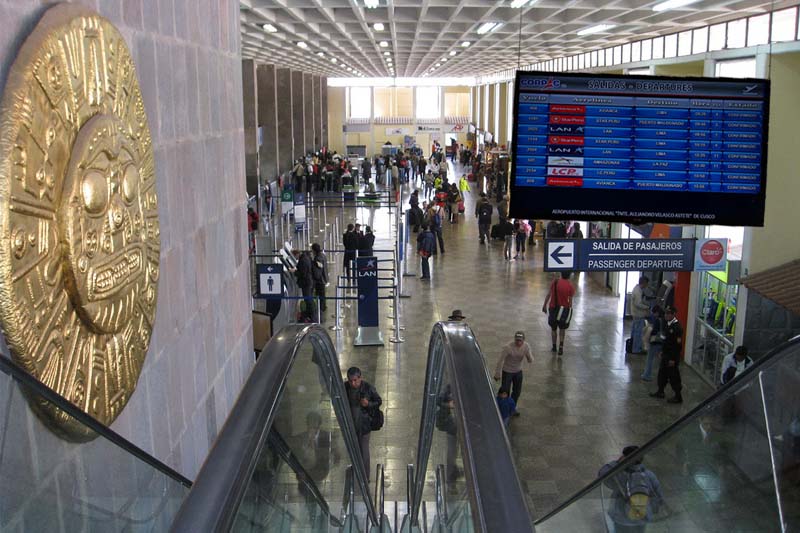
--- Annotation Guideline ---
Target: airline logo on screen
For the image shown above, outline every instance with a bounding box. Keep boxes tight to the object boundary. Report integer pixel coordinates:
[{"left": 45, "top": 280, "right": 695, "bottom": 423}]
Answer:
[{"left": 521, "top": 77, "right": 561, "bottom": 89}]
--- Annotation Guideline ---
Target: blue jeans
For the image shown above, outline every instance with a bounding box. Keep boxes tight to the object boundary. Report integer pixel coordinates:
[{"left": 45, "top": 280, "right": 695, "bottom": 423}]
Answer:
[
  {"left": 421, "top": 256, "right": 431, "bottom": 278},
  {"left": 631, "top": 317, "right": 646, "bottom": 353},
  {"left": 642, "top": 343, "right": 661, "bottom": 380}
]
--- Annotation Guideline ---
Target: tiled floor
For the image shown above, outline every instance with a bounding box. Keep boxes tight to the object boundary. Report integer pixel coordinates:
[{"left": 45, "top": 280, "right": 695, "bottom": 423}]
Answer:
[{"left": 302, "top": 161, "right": 714, "bottom": 520}]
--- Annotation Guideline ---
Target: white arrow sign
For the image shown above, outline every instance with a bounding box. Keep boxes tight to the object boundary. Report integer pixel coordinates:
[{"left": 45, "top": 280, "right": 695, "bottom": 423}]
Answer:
[{"left": 546, "top": 241, "right": 574, "bottom": 270}]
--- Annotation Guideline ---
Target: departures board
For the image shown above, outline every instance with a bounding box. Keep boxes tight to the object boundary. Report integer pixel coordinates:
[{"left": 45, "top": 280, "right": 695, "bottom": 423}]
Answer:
[{"left": 508, "top": 72, "right": 770, "bottom": 226}]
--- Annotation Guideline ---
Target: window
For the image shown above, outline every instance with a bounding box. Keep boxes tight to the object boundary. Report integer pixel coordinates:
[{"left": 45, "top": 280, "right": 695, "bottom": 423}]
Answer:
[
  {"left": 772, "top": 7, "right": 797, "bottom": 42},
  {"left": 416, "top": 87, "right": 441, "bottom": 118},
  {"left": 591, "top": 51, "right": 598, "bottom": 67},
  {"left": 678, "top": 31, "right": 692, "bottom": 56},
  {"left": 613, "top": 46, "right": 622, "bottom": 65},
  {"left": 716, "top": 58, "right": 756, "bottom": 78},
  {"left": 622, "top": 43, "right": 631, "bottom": 64},
  {"left": 748, "top": 14, "right": 770, "bottom": 46},
  {"left": 444, "top": 90, "right": 470, "bottom": 116},
  {"left": 709, "top": 23, "right": 726, "bottom": 51},
  {"left": 653, "top": 36, "right": 664, "bottom": 59},
  {"left": 374, "top": 87, "right": 413, "bottom": 117},
  {"left": 665, "top": 34, "right": 677, "bottom": 58},
  {"left": 693, "top": 27, "right": 709, "bottom": 54},
  {"left": 631, "top": 41, "right": 641, "bottom": 62},
  {"left": 348, "top": 87, "right": 371, "bottom": 119},
  {"left": 641, "top": 39, "right": 652, "bottom": 61},
  {"left": 727, "top": 19, "right": 747, "bottom": 48},
  {"left": 606, "top": 48, "right": 613, "bottom": 65},
  {"left": 507, "top": 82, "right": 513, "bottom": 142}
]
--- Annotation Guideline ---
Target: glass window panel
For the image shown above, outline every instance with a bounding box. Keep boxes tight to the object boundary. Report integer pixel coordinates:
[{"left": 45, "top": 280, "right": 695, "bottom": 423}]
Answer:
[
  {"left": 613, "top": 46, "right": 622, "bottom": 64},
  {"left": 727, "top": 18, "right": 747, "bottom": 48},
  {"left": 632, "top": 41, "right": 641, "bottom": 62},
  {"left": 598, "top": 50, "right": 605, "bottom": 67},
  {"left": 641, "top": 39, "right": 652, "bottom": 60},
  {"left": 709, "top": 23, "right": 726, "bottom": 50},
  {"left": 606, "top": 48, "right": 613, "bottom": 65},
  {"left": 348, "top": 87, "right": 371, "bottom": 119},
  {"left": 665, "top": 34, "right": 678, "bottom": 57},
  {"left": 622, "top": 43, "right": 631, "bottom": 63},
  {"left": 715, "top": 57, "right": 756, "bottom": 78},
  {"left": 748, "top": 14, "right": 770, "bottom": 46},
  {"left": 771, "top": 7, "right": 796, "bottom": 42},
  {"left": 678, "top": 31, "right": 692, "bottom": 56},
  {"left": 653, "top": 36, "right": 664, "bottom": 59},
  {"left": 591, "top": 51, "right": 597, "bottom": 67},
  {"left": 579, "top": 54, "right": 585, "bottom": 69},
  {"left": 693, "top": 27, "right": 709, "bottom": 54},
  {"left": 416, "top": 86, "right": 440, "bottom": 119}
]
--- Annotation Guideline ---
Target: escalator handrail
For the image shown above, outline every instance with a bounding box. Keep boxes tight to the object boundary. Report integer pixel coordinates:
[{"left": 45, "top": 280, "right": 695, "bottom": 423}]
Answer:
[
  {"left": 534, "top": 333, "right": 800, "bottom": 526},
  {"left": 410, "top": 322, "right": 534, "bottom": 532},
  {"left": 170, "top": 324, "right": 379, "bottom": 532},
  {"left": 0, "top": 352, "right": 192, "bottom": 489}
]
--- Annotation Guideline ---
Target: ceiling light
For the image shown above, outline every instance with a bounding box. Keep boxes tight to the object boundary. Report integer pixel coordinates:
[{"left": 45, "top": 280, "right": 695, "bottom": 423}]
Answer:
[
  {"left": 449, "top": 50, "right": 457, "bottom": 56},
  {"left": 317, "top": 51, "right": 325, "bottom": 57},
  {"left": 577, "top": 24, "right": 616, "bottom": 36},
  {"left": 379, "top": 40, "right": 389, "bottom": 47},
  {"left": 296, "top": 41, "right": 308, "bottom": 48},
  {"left": 461, "top": 41, "right": 471, "bottom": 47},
  {"left": 262, "top": 23, "right": 278, "bottom": 33},
  {"left": 384, "top": 51, "right": 391, "bottom": 56},
  {"left": 373, "top": 22, "right": 385, "bottom": 31},
  {"left": 510, "top": 0, "right": 533, "bottom": 7},
  {"left": 364, "top": 0, "right": 379, "bottom": 8},
  {"left": 441, "top": 58, "right": 447, "bottom": 62},
  {"left": 331, "top": 57, "right": 338, "bottom": 63},
  {"left": 387, "top": 58, "right": 393, "bottom": 63},
  {"left": 652, "top": 0, "right": 701, "bottom": 11},
  {"left": 477, "top": 22, "right": 502, "bottom": 34}
]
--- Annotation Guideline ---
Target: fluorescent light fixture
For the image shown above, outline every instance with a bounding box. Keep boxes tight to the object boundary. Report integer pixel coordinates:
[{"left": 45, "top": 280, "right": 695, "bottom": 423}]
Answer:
[
  {"left": 577, "top": 24, "right": 616, "bottom": 36},
  {"left": 384, "top": 51, "right": 391, "bottom": 56},
  {"left": 296, "top": 41, "right": 308, "bottom": 48},
  {"left": 652, "top": 0, "right": 701, "bottom": 11},
  {"left": 373, "top": 22, "right": 385, "bottom": 31},
  {"left": 317, "top": 51, "right": 325, "bottom": 57},
  {"left": 331, "top": 57, "right": 338, "bottom": 63},
  {"left": 379, "top": 40, "right": 389, "bottom": 47},
  {"left": 441, "top": 58, "right": 447, "bottom": 62},
  {"left": 262, "top": 23, "right": 278, "bottom": 32},
  {"left": 364, "top": 0, "right": 379, "bottom": 8},
  {"left": 477, "top": 22, "right": 502, "bottom": 34},
  {"left": 461, "top": 41, "right": 471, "bottom": 47},
  {"left": 510, "top": 0, "right": 535, "bottom": 7},
  {"left": 449, "top": 50, "right": 457, "bottom": 56}
]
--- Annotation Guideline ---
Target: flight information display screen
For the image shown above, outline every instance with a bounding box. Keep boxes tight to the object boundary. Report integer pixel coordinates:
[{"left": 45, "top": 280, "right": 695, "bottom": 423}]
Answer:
[{"left": 509, "top": 72, "right": 770, "bottom": 226}]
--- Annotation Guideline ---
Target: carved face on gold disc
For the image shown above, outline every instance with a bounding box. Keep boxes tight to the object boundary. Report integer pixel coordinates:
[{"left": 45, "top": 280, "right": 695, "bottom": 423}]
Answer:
[{"left": 0, "top": 4, "right": 160, "bottom": 440}]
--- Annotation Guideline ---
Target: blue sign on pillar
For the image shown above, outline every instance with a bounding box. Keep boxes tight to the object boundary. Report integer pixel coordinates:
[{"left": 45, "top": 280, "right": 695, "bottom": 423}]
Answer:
[{"left": 356, "top": 257, "right": 379, "bottom": 327}]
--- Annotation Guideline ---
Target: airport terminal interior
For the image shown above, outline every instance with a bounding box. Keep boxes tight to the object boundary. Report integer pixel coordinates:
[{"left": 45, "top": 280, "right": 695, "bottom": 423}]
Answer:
[{"left": 0, "top": 0, "right": 799, "bottom": 531}]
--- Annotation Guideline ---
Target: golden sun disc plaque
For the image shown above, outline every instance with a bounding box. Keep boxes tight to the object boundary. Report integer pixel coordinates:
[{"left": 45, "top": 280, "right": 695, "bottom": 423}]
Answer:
[{"left": 0, "top": 4, "right": 160, "bottom": 440}]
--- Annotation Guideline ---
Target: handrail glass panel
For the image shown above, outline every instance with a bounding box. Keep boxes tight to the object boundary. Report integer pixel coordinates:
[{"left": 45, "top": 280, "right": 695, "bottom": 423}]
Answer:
[
  {"left": 536, "top": 336, "right": 800, "bottom": 533},
  {"left": 0, "top": 357, "right": 190, "bottom": 531}
]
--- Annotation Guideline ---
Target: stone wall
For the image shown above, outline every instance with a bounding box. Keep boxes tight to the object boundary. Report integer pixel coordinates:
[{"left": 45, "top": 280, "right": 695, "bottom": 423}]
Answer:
[{"left": 0, "top": 0, "right": 252, "bottom": 490}]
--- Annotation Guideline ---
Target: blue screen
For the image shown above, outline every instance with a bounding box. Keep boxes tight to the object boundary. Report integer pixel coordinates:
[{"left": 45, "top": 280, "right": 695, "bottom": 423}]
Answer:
[{"left": 509, "top": 72, "right": 770, "bottom": 226}]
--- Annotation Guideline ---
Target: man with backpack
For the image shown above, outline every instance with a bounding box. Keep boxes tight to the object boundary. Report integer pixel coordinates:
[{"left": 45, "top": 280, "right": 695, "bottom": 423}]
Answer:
[
  {"left": 310, "top": 243, "right": 328, "bottom": 316},
  {"left": 344, "top": 367, "right": 382, "bottom": 482},
  {"left": 475, "top": 193, "right": 493, "bottom": 244},
  {"left": 598, "top": 445, "right": 664, "bottom": 533}
]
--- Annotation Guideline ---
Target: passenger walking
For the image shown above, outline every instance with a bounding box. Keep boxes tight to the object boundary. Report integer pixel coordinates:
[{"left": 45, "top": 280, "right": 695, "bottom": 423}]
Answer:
[
  {"left": 514, "top": 219, "right": 530, "bottom": 260},
  {"left": 475, "top": 193, "right": 493, "bottom": 244},
  {"left": 344, "top": 367, "right": 382, "bottom": 482},
  {"left": 650, "top": 306, "right": 684, "bottom": 404},
  {"left": 311, "top": 243, "right": 328, "bottom": 317},
  {"left": 598, "top": 446, "right": 664, "bottom": 533},
  {"left": 720, "top": 346, "right": 753, "bottom": 385},
  {"left": 630, "top": 277, "right": 651, "bottom": 354},
  {"left": 431, "top": 205, "right": 445, "bottom": 254},
  {"left": 542, "top": 272, "right": 575, "bottom": 356},
  {"left": 293, "top": 249, "right": 315, "bottom": 322},
  {"left": 641, "top": 306, "right": 664, "bottom": 382},
  {"left": 493, "top": 332, "right": 533, "bottom": 414},
  {"left": 417, "top": 224, "right": 435, "bottom": 280},
  {"left": 500, "top": 217, "right": 515, "bottom": 260},
  {"left": 458, "top": 174, "right": 470, "bottom": 199}
]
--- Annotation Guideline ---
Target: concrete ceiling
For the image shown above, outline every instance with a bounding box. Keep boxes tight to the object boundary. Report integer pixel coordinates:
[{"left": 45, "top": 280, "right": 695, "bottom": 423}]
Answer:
[{"left": 240, "top": 0, "right": 791, "bottom": 78}]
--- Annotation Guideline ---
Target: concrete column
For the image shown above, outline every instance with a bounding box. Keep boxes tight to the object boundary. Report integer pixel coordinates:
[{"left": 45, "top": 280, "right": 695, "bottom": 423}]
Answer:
[
  {"left": 303, "top": 73, "right": 314, "bottom": 153},
  {"left": 257, "top": 64, "right": 278, "bottom": 182},
  {"left": 291, "top": 71, "right": 304, "bottom": 160},
  {"left": 321, "top": 77, "right": 329, "bottom": 149},
  {"left": 312, "top": 75, "right": 322, "bottom": 149},
  {"left": 242, "top": 59, "right": 258, "bottom": 196},
  {"left": 275, "top": 67, "right": 294, "bottom": 175}
]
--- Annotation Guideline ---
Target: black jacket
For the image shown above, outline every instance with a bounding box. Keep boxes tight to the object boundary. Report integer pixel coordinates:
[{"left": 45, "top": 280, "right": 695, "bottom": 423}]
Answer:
[
  {"left": 295, "top": 252, "right": 313, "bottom": 288},
  {"left": 312, "top": 252, "right": 328, "bottom": 284},
  {"left": 344, "top": 380, "right": 382, "bottom": 435},
  {"left": 343, "top": 231, "right": 359, "bottom": 251},
  {"left": 358, "top": 233, "right": 375, "bottom": 254}
]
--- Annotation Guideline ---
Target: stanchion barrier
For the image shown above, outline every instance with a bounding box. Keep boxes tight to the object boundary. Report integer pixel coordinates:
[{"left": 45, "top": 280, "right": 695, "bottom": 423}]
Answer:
[{"left": 389, "top": 289, "right": 405, "bottom": 344}]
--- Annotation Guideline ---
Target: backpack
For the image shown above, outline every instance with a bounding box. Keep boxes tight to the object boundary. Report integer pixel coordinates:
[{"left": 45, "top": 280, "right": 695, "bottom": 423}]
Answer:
[
  {"left": 479, "top": 202, "right": 492, "bottom": 219},
  {"left": 369, "top": 407, "right": 384, "bottom": 431},
  {"left": 624, "top": 470, "right": 651, "bottom": 521}
]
